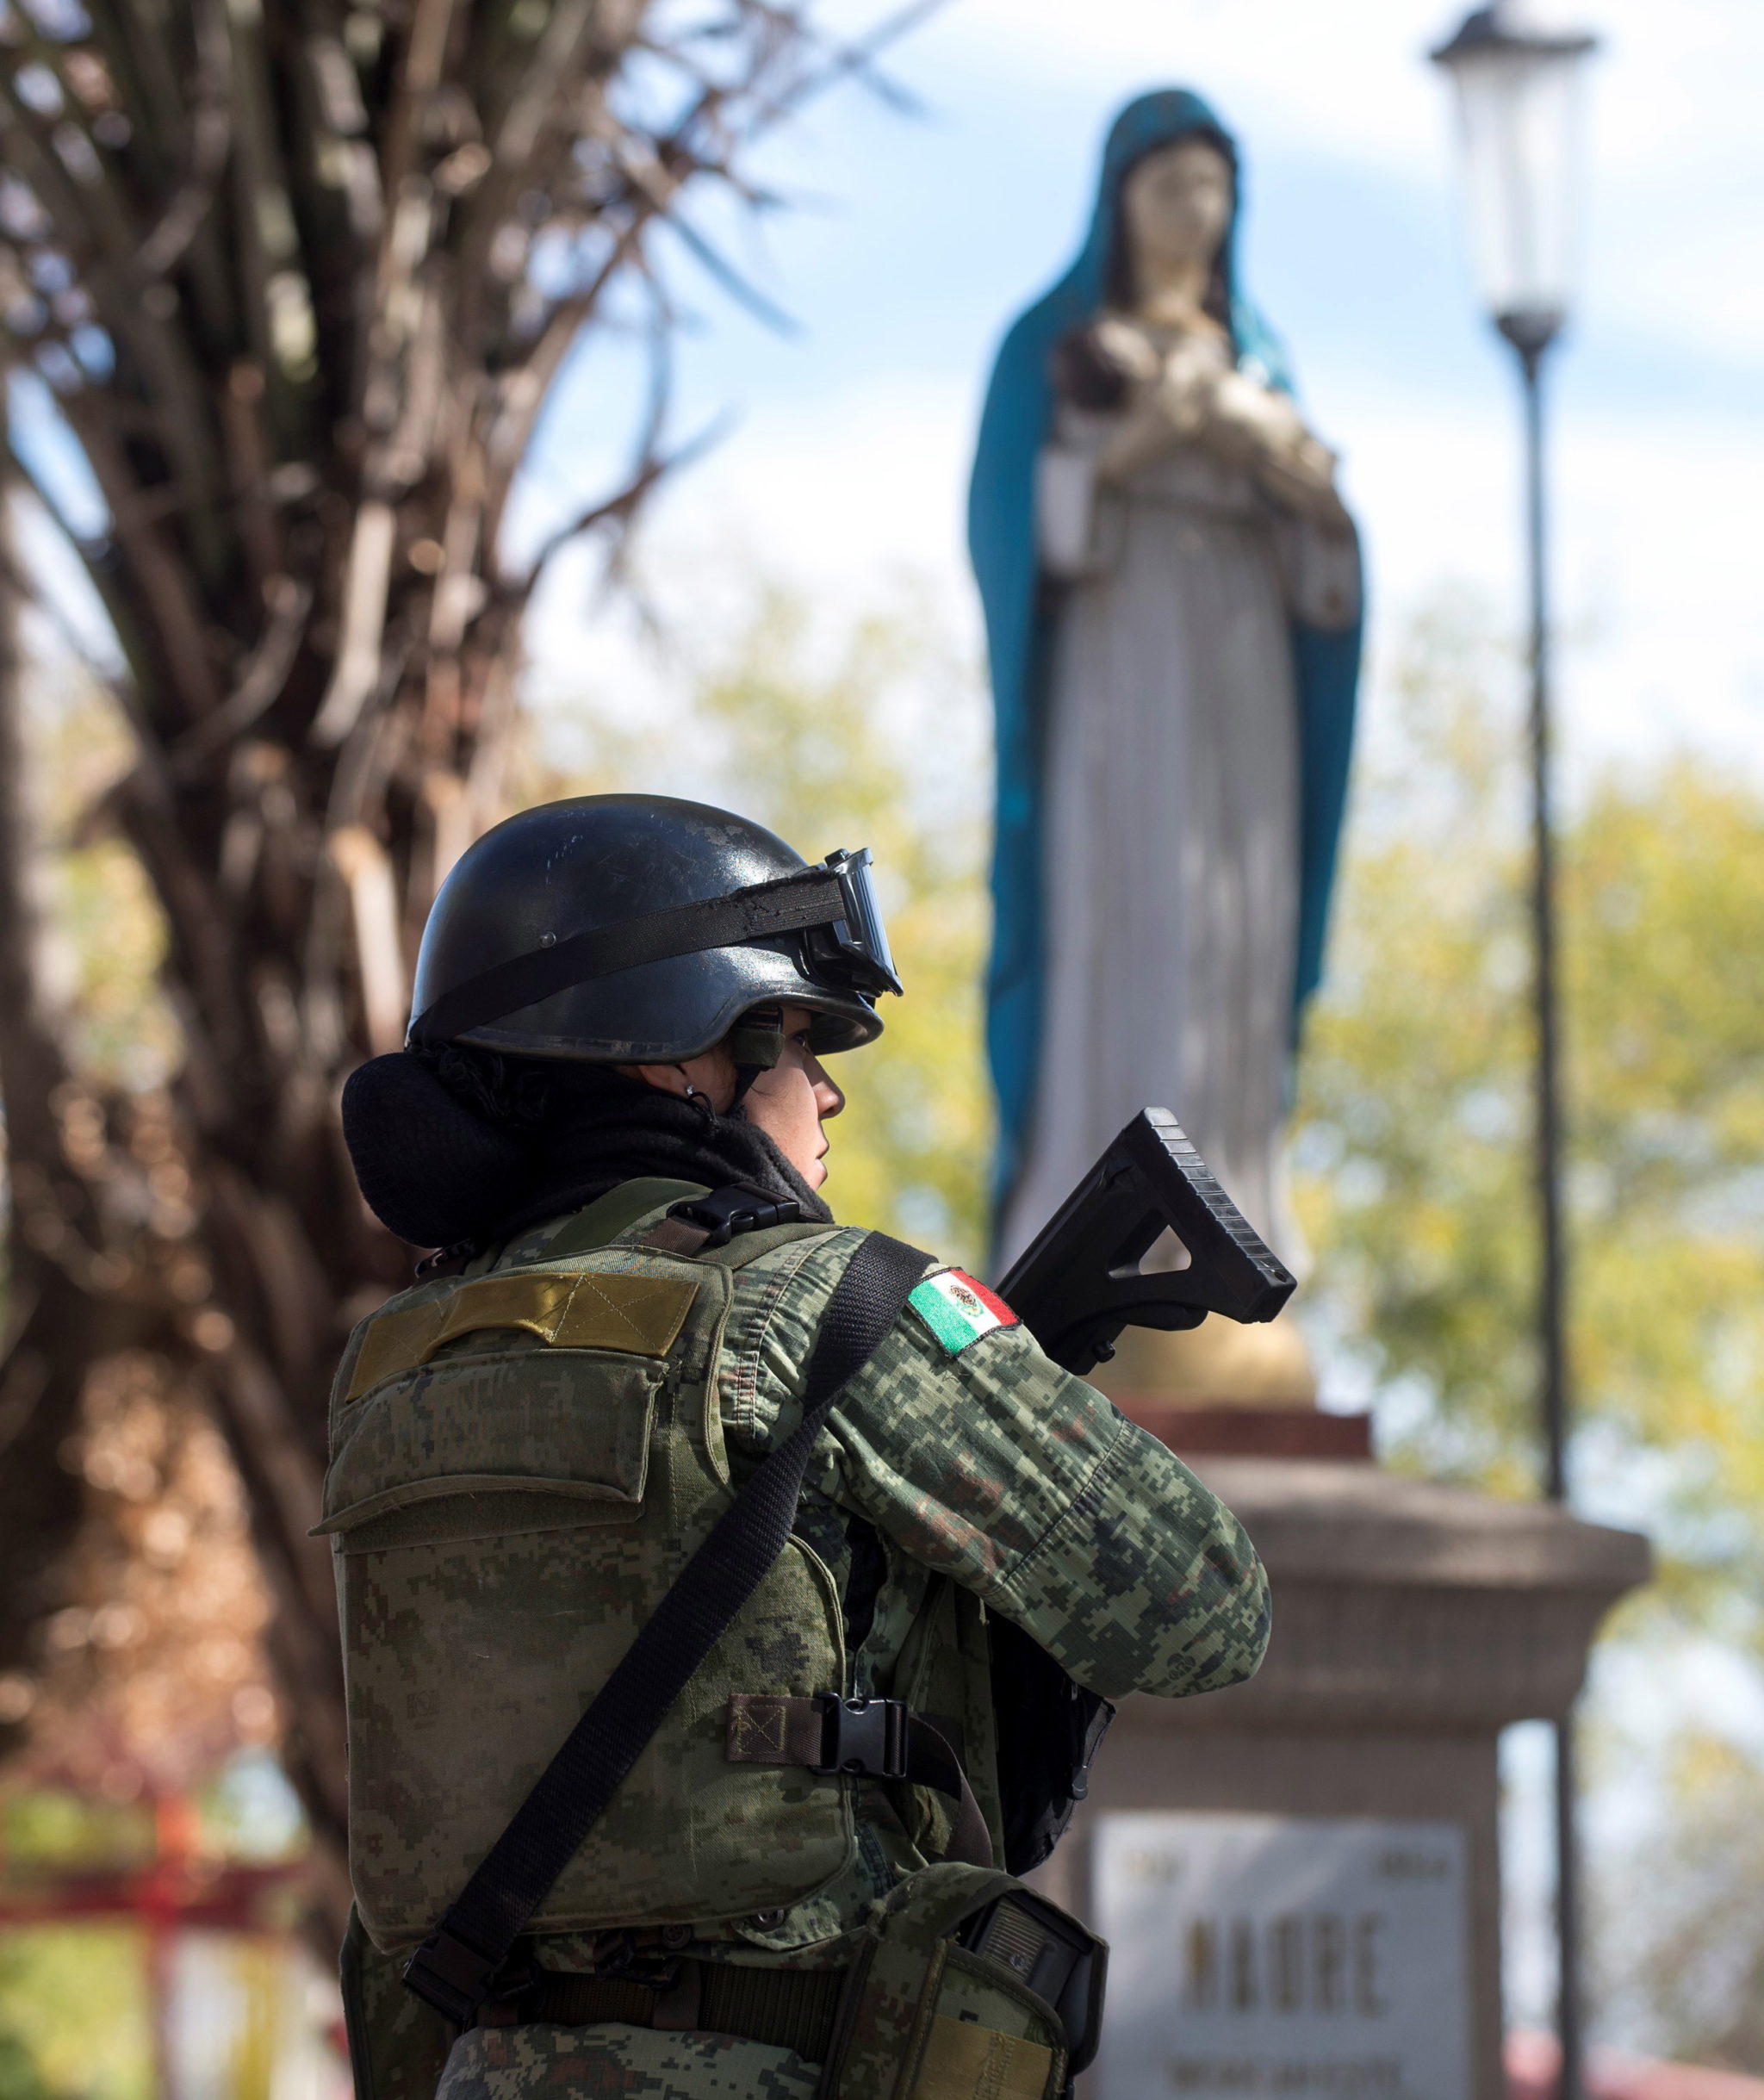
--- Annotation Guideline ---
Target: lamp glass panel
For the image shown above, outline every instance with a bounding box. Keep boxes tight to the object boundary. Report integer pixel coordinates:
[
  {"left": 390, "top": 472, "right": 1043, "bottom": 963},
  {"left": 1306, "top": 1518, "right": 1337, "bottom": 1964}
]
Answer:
[{"left": 1445, "top": 46, "right": 1590, "bottom": 324}]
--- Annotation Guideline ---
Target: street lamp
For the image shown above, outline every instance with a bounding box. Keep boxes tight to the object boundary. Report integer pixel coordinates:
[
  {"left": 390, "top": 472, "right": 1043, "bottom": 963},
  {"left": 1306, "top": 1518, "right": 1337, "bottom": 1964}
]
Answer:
[
  {"left": 1431, "top": 5, "right": 1599, "bottom": 2097},
  {"left": 1432, "top": 3, "right": 1597, "bottom": 361}
]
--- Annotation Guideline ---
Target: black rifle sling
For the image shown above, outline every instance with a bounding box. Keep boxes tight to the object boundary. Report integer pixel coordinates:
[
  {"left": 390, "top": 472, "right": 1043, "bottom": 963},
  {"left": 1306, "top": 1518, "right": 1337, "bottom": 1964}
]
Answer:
[{"left": 402, "top": 1230, "right": 932, "bottom": 2028}]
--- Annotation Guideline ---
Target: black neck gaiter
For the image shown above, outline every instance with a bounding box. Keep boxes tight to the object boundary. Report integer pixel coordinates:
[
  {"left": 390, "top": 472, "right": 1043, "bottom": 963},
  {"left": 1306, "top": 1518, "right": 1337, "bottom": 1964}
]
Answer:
[{"left": 341, "top": 1053, "right": 831, "bottom": 1253}]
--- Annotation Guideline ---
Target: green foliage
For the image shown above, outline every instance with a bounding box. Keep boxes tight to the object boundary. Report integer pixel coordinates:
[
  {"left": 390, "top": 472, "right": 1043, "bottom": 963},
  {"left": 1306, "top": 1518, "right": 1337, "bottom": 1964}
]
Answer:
[
  {"left": 1294, "top": 595, "right": 1764, "bottom": 1638},
  {"left": 1593, "top": 1730, "right": 1764, "bottom": 2068},
  {"left": 689, "top": 589, "right": 991, "bottom": 1264},
  {"left": 1295, "top": 593, "right": 1764, "bottom": 2062},
  {"left": 1295, "top": 597, "right": 1539, "bottom": 1493},
  {"left": 542, "top": 580, "right": 993, "bottom": 1268},
  {"left": 0, "top": 1929, "right": 147, "bottom": 2100},
  {"left": 0, "top": 1801, "right": 161, "bottom": 2100},
  {"left": 0, "top": 1768, "right": 312, "bottom": 2099},
  {"left": 2, "top": 1791, "right": 156, "bottom": 1875},
  {"left": 0, "top": 2029, "right": 59, "bottom": 2100}
]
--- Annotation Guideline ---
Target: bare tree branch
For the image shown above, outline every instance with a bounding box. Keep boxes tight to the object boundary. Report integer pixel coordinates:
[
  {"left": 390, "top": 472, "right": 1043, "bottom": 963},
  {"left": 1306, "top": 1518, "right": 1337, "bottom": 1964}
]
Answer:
[
  {"left": 133, "top": 0, "right": 233, "bottom": 282},
  {"left": 0, "top": 0, "right": 928, "bottom": 1921}
]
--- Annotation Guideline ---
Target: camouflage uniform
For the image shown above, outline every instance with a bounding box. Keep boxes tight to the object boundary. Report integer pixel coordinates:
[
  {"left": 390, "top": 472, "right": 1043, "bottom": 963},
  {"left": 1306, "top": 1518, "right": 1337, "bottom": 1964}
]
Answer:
[
  {"left": 334, "top": 1192, "right": 1270, "bottom": 2097},
  {"left": 436, "top": 2024, "right": 818, "bottom": 2100}
]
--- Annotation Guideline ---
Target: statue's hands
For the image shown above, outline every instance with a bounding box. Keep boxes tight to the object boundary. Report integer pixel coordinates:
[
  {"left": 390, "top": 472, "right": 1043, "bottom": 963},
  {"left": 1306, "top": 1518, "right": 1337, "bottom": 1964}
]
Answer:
[
  {"left": 1196, "top": 369, "right": 1304, "bottom": 462},
  {"left": 1152, "top": 334, "right": 1229, "bottom": 431},
  {"left": 1093, "top": 315, "right": 1163, "bottom": 387},
  {"left": 1258, "top": 443, "right": 1354, "bottom": 530},
  {"left": 1095, "top": 327, "right": 1227, "bottom": 486},
  {"left": 1089, "top": 324, "right": 1347, "bottom": 528},
  {"left": 1197, "top": 371, "right": 1351, "bottom": 528}
]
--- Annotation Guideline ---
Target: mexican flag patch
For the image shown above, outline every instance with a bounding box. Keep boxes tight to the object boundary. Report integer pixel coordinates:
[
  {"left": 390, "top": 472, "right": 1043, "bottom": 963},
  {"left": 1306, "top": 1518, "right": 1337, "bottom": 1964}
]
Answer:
[{"left": 908, "top": 1270, "right": 1021, "bottom": 1356}]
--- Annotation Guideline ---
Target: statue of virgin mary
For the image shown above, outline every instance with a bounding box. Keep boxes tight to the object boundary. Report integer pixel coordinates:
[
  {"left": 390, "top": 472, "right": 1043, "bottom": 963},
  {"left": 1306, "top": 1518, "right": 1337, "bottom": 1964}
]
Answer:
[{"left": 972, "top": 90, "right": 1363, "bottom": 1358}]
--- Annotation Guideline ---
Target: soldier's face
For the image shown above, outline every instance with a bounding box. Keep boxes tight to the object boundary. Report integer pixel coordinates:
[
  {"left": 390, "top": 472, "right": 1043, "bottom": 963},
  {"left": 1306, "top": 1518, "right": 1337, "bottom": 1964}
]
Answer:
[
  {"left": 741, "top": 1003, "right": 845, "bottom": 1190},
  {"left": 624, "top": 1002, "right": 845, "bottom": 1190}
]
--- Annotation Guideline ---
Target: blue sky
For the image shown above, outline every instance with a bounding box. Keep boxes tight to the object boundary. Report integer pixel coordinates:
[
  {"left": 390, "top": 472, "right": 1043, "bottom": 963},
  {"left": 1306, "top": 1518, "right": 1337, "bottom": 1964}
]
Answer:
[{"left": 518, "top": 0, "right": 1764, "bottom": 780}]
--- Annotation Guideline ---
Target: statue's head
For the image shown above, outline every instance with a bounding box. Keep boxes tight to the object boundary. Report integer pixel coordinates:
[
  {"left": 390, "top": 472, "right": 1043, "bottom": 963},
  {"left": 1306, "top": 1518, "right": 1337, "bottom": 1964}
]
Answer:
[
  {"left": 1118, "top": 136, "right": 1235, "bottom": 295},
  {"left": 1050, "top": 110, "right": 1240, "bottom": 407}
]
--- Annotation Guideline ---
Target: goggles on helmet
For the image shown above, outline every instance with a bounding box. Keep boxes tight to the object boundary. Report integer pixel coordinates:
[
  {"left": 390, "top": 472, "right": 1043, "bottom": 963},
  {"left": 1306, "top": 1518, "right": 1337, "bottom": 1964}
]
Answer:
[
  {"left": 804, "top": 848, "right": 900, "bottom": 999},
  {"left": 408, "top": 846, "right": 901, "bottom": 1049}
]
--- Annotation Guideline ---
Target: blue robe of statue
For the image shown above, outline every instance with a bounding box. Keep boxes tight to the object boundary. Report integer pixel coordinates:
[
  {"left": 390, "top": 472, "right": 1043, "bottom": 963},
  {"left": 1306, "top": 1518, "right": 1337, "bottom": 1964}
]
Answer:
[{"left": 969, "top": 90, "right": 1363, "bottom": 1266}]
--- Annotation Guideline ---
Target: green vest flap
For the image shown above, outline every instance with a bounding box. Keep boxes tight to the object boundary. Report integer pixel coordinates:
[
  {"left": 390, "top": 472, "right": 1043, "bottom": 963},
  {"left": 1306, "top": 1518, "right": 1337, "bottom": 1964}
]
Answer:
[
  {"left": 345, "top": 1267, "right": 699, "bottom": 1401},
  {"left": 325, "top": 1348, "right": 665, "bottom": 1530}
]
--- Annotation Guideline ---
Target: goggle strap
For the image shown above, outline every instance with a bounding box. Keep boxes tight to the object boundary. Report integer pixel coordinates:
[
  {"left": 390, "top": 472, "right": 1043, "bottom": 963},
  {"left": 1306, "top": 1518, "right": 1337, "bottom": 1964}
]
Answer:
[{"left": 409, "top": 868, "right": 851, "bottom": 1048}]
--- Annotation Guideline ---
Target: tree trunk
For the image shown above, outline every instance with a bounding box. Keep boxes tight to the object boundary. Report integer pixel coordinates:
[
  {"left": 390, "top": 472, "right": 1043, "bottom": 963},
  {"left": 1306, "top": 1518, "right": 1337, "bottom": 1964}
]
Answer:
[{"left": 0, "top": 0, "right": 854, "bottom": 1917}]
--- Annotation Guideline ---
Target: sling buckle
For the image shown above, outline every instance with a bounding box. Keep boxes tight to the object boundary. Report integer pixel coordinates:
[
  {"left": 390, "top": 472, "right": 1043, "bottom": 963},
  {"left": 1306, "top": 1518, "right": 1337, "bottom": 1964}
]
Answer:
[
  {"left": 404, "top": 1920, "right": 528, "bottom": 2027},
  {"left": 811, "top": 1695, "right": 910, "bottom": 1780},
  {"left": 665, "top": 1183, "right": 801, "bottom": 1251}
]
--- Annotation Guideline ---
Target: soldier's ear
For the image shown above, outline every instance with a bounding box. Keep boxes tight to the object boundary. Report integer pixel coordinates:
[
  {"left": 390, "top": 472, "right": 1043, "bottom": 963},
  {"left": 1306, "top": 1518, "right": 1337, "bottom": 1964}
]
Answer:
[{"left": 618, "top": 1055, "right": 737, "bottom": 1114}]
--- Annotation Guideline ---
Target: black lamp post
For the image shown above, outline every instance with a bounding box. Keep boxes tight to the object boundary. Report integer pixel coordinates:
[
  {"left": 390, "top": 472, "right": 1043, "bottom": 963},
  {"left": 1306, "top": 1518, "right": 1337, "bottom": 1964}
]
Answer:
[{"left": 1430, "top": 5, "right": 1599, "bottom": 2097}]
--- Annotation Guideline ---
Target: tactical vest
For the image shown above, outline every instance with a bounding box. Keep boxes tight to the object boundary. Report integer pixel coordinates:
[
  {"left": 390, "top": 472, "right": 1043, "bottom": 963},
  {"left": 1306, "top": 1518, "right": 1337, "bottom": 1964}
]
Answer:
[{"left": 324, "top": 1184, "right": 985, "bottom": 1955}]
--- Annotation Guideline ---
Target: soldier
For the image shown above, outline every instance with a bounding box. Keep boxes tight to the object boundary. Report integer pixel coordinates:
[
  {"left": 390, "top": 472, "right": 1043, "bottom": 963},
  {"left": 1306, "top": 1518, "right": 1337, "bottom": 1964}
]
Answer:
[{"left": 330, "top": 794, "right": 1270, "bottom": 2100}]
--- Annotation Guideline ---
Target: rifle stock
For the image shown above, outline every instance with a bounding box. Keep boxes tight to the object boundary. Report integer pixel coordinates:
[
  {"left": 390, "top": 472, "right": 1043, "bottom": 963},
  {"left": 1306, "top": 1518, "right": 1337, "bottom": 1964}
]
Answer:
[{"left": 996, "top": 1109, "right": 1296, "bottom": 1376}]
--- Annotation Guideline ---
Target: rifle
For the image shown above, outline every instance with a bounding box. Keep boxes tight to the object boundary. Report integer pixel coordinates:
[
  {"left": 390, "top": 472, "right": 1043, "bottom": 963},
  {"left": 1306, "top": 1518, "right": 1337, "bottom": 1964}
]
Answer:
[
  {"left": 996, "top": 1107, "right": 1296, "bottom": 1375},
  {"left": 986, "top": 1109, "right": 1295, "bottom": 1878}
]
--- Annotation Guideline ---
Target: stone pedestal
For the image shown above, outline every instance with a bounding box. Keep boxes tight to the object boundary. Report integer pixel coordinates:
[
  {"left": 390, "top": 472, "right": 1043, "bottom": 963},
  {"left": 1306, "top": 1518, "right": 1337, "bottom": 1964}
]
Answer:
[{"left": 1031, "top": 1438, "right": 1651, "bottom": 2100}]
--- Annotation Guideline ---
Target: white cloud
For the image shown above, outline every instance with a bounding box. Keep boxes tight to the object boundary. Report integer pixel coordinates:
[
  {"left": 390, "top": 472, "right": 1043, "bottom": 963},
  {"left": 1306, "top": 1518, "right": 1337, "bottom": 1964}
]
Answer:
[
  {"left": 1343, "top": 388, "right": 1764, "bottom": 772},
  {"left": 530, "top": 353, "right": 1764, "bottom": 792},
  {"left": 910, "top": 0, "right": 1764, "bottom": 358}
]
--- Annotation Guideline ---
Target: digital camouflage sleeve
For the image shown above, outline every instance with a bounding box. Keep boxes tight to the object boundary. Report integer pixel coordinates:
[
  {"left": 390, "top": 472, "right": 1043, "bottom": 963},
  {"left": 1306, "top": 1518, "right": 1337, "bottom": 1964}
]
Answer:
[{"left": 720, "top": 1227, "right": 1271, "bottom": 1701}]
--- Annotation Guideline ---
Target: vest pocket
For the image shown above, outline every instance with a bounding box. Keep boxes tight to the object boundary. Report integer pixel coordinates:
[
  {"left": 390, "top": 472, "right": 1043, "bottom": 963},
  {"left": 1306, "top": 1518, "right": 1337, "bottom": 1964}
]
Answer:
[
  {"left": 326, "top": 1345, "right": 668, "bottom": 1949},
  {"left": 327, "top": 1337, "right": 856, "bottom": 1952},
  {"left": 318, "top": 1346, "right": 662, "bottom": 1544}
]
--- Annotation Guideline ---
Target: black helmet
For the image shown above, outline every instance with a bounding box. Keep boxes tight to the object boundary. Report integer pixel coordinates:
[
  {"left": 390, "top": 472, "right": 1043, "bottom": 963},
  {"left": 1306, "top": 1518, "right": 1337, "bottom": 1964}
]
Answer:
[{"left": 406, "top": 794, "right": 901, "bottom": 1062}]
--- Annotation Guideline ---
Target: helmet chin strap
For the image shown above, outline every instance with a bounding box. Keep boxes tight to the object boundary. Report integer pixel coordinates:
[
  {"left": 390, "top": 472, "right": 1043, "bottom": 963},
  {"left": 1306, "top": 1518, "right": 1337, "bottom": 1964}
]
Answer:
[
  {"left": 726, "top": 1005, "right": 785, "bottom": 1109},
  {"left": 668, "top": 1007, "right": 785, "bottom": 1116}
]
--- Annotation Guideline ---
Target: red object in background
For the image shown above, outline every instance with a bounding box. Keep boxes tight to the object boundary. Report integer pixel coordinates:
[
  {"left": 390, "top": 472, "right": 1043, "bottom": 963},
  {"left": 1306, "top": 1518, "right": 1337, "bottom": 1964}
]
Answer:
[
  {"left": 0, "top": 1858, "right": 303, "bottom": 1931},
  {"left": 1114, "top": 1401, "right": 1375, "bottom": 1461},
  {"left": 0, "top": 1789, "right": 325, "bottom": 2086},
  {"left": 1508, "top": 2031, "right": 1764, "bottom": 2100},
  {"left": 0, "top": 1789, "right": 305, "bottom": 1933}
]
